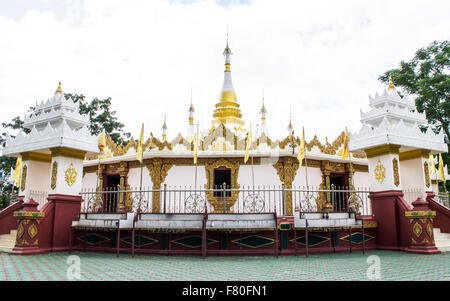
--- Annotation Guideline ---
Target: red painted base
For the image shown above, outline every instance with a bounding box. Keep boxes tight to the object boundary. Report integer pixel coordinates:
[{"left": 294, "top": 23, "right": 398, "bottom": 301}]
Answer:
[
  {"left": 404, "top": 245, "right": 440, "bottom": 254},
  {"left": 10, "top": 246, "right": 46, "bottom": 255}
]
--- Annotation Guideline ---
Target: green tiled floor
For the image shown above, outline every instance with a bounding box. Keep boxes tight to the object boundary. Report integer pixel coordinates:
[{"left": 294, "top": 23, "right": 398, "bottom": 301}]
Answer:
[{"left": 0, "top": 250, "right": 449, "bottom": 281}]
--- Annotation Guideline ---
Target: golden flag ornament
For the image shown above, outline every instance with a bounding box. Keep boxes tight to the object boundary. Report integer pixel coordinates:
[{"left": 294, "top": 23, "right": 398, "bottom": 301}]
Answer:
[
  {"left": 341, "top": 129, "right": 350, "bottom": 160},
  {"left": 429, "top": 154, "right": 436, "bottom": 176},
  {"left": 297, "top": 127, "right": 306, "bottom": 166},
  {"left": 98, "top": 129, "right": 106, "bottom": 154},
  {"left": 193, "top": 124, "right": 199, "bottom": 165},
  {"left": 439, "top": 153, "right": 446, "bottom": 182},
  {"left": 136, "top": 123, "right": 144, "bottom": 163},
  {"left": 12, "top": 156, "right": 22, "bottom": 188},
  {"left": 244, "top": 123, "right": 252, "bottom": 163}
]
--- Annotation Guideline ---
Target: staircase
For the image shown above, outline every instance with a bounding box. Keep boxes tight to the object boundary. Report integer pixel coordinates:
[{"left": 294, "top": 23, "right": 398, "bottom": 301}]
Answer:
[
  {"left": 0, "top": 230, "right": 17, "bottom": 253},
  {"left": 434, "top": 228, "right": 450, "bottom": 252}
]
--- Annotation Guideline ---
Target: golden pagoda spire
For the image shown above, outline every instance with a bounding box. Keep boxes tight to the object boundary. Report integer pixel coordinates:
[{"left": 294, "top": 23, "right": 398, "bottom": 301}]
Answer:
[
  {"left": 56, "top": 81, "right": 63, "bottom": 94},
  {"left": 387, "top": 76, "right": 396, "bottom": 91},
  {"left": 211, "top": 33, "right": 244, "bottom": 130}
]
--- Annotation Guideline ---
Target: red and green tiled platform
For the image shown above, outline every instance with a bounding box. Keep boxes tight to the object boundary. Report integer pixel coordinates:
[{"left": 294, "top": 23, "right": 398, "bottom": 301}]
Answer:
[{"left": 1, "top": 250, "right": 449, "bottom": 281}]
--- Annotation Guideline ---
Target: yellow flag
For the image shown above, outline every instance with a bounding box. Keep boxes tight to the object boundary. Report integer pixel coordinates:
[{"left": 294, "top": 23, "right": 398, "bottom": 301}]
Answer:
[
  {"left": 439, "top": 153, "right": 446, "bottom": 182},
  {"left": 12, "top": 156, "right": 22, "bottom": 188},
  {"left": 244, "top": 123, "right": 252, "bottom": 163},
  {"left": 341, "top": 129, "right": 350, "bottom": 160},
  {"left": 136, "top": 123, "right": 144, "bottom": 163},
  {"left": 297, "top": 127, "right": 306, "bottom": 166},
  {"left": 429, "top": 154, "right": 436, "bottom": 176},
  {"left": 193, "top": 124, "right": 199, "bottom": 165},
  {"left": 98, "top": 129, "right": 106, "bottom": 154}
]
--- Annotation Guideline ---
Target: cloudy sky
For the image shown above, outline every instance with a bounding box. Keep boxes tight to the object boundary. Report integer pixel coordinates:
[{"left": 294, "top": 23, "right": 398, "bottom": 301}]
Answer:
[{"left": 0, "top": 0, "right": 449, "bottom": 143}]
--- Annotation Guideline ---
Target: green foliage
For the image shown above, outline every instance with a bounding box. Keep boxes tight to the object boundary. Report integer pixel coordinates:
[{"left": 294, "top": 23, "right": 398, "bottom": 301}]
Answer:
[
  {"left": 379, "top": 40, "right": 450, "bottom": 192},
  {"left": 64, "top": 93, "right": 131, "bottom": 145}
]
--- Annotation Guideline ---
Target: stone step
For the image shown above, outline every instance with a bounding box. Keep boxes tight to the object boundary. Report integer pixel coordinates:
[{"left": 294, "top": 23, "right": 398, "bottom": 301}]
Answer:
[{"left": 437, "top": 246, "right": 450, "bottom": 252}]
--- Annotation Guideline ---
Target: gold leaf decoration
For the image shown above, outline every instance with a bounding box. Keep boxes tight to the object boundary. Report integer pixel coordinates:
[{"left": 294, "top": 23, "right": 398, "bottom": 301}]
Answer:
[
  {"left": 413, "top": 222, "right": 422, "bottom": 238},
  {"left": 393, "top": 158, "right": 400, "bottom": 187},
  {"left": 64, "top": 163, "right": 78, "bottom": 187},
  {"left": 28, "top": 223, "right": 38, "bottom": 239},
  {"left": 51, "top": 161, "right": 58, "bottom": 190},
  {"left": 424, "top": 162, "right": 430, "bottom": 188},
  {"left": 374, "top": 160, "right": 386, "bottom": 184}
]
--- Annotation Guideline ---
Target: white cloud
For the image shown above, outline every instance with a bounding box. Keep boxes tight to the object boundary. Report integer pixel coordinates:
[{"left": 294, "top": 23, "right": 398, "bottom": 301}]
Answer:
[{"left": 0, "top": 0, "right": 449, "bottom": 143}]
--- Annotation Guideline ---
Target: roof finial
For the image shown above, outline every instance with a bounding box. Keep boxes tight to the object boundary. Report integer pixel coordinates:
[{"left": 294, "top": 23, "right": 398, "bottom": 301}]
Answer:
[
  {"left": 162, "top": 113, "right": 168, "bottom": 141},
  {"left": 56, "top": 81, "right": 62, "bottom": 94},
  {"left": 388, "top": 75, "right": 396, "bottom": 91},
  {"left": 288, "top": 105, "right": 294, "bottom": 135}
]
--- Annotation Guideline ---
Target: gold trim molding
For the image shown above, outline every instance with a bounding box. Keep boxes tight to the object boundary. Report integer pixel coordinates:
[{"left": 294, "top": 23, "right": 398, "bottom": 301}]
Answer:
[
  {"left": 364, "top": 145, "right": 400, "bottom": 158},
  {"left": 51, "top": 147, "right": 87, "bottom": 160},
  {"left": 399, "top": 149, "right": 430, "bottom": 161},
  {"left": 21, "top": 152, "right": 52, "bottom": 163}
]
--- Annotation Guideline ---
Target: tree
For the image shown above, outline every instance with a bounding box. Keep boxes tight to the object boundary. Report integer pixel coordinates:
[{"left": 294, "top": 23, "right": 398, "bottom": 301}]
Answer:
[
  {"left": 0, "top": 94, "right": 130, "bottom": 209},
  {"left": 379, "top": 40, "right": 450, "bottom": 192},
  {"left": 64, "top": 93, "right": 131, "bottom": 145}
]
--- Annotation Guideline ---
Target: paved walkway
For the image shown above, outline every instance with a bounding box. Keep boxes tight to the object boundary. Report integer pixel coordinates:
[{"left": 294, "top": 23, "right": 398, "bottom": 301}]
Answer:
[{"left": 0, "top": 250, "right": 449, "bottom": 281}]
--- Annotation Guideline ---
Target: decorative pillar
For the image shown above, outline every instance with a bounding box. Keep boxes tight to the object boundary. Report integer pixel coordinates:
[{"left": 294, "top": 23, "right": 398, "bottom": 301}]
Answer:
[
  {"left": 146, "top": 158, "right": 173, "bottom": 213},
  {"left": 47, "top": 147, "right": 86, "bottom": 251},
  {"left": 404, "top": 197, "right": 439, "bottom": 254},
  {"left": 11, "top": 199, "right": 45, "bottom": 255},
  {"left": 319, "top": 160, "right": 333, "bottom": 212},
  {"left": 117, "top": 161, "right": 129, "bottom": 212},
  {"left": 273, "top": 157, "right": 299, "bottom": 216}
]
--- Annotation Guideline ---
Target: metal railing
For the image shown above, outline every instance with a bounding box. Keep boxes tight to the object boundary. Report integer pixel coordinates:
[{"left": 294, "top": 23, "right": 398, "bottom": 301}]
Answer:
[
  {"left": 29, "top": 190, "right": 48, "bottom": 210},
  {"left": 80, "top": 185, "right": 372, "bottom": 216},
  {"left": 402, "top": 188, "right": 426, "bottom": 205}
]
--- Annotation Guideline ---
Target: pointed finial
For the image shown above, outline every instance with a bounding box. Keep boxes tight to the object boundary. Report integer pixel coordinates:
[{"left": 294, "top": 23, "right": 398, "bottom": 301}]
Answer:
[
  {"left": 260, "top": 89, "right": 267, "bottom": 115},
  {"left": 387, "top": 76, "right": 396, "bottom": 91},
  {"left": 56, "top": 82, "right": 63, "bottom": 94}
]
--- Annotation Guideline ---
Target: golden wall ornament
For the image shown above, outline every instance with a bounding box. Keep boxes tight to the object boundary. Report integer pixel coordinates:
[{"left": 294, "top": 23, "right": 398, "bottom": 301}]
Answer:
[
  {"left": 412, "top": 222, "right": 422, "bottom": 238},
  {"left": 426, "top": 222, "right": 433, "bottom": 238},
  {"left": 273, "top": 157, "right": 299, "bottom": 215},
  {"left": 20, "top": 165, "right": 27, "bottom": 192},
  {"left": 17, "top": 223, "right": 24, "bottom": 239},
  {"left": 392, "top": 158, "right": 400, "bottom": 187},
  {"left": 64, "top": 163, "right": 78, "bottom": 187},
  {"left": 51, "top": 161, "right": 58, "bottom": 190},
  {"left": 374, "top": 160, "right": 386, "bottom": 184},
  {"left": 424, "top": 162, "right": 430, "bottom": 188},
  {"left": 28, "top": 223, "right": 38, "bottom": 239}
]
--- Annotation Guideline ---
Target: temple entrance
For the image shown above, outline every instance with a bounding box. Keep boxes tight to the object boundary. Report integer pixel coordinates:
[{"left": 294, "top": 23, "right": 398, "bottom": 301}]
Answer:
[
  {"left": 103, "top": 174, "right": 121, "bottom": 213},
  {"left": 213, "top": 168, "right": 231, "bottom": 197},
  {"left": 329, "top": 173, "right": 348, "bottom": 212}
]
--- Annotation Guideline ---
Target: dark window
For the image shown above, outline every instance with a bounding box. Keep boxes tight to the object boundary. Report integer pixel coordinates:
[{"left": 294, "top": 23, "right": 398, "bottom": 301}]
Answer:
[
  {"left": 103, "top": 174, "right": 121, "bottom": 213},
  {"left": 329, "top": 173, "right": 349, "bottom": 212},
  {"left": 213, "top": 168, "right": 231, "bottom": 197}
]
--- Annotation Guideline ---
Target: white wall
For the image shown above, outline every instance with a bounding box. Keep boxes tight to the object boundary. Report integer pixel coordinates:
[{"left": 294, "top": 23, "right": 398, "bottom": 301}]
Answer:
[
  {"left": 82, "top": 172, "right": 98, "bottom": 191},
  {"left": 238, "top": 164, "right": 282, "bottom": 188},
  {"left": 292, "top": 166, "right": 322, "bottom": 188},
  {"left": 353, "top": 171, "right": 370, "bottom": 190},
  {"left": 164, "top": 165, "right": 207, "bottom": 189},
  {"left": 128, "top": 167, "right": 153, "bottom": 189}
]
